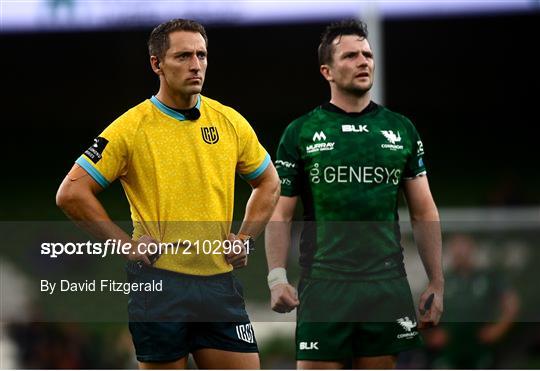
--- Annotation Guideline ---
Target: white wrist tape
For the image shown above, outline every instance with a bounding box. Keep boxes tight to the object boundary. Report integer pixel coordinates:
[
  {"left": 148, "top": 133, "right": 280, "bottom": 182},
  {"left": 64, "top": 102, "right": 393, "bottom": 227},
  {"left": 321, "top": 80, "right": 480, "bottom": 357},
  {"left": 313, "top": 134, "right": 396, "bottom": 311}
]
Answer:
[{"left": 267, "top": 267, "right": 288, "bottom": 289}]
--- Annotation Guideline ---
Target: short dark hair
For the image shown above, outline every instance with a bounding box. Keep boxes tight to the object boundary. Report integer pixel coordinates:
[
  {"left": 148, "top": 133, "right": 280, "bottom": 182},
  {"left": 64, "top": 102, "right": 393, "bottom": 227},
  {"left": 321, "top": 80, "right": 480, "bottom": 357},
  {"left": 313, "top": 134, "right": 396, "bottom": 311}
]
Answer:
[
  {"left": 318, "top": 19, "right": 369, "bottom": 65},
  {"left": 148, "top": 19, "right": 208, "bottom": 60}
]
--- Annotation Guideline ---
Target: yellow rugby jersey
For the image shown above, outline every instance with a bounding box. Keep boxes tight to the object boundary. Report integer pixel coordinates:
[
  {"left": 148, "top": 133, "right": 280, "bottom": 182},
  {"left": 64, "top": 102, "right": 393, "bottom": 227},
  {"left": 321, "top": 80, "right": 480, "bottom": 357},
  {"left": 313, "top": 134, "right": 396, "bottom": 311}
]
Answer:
[{"left": 76, "top": 95, "right": 270, "bottom": 275}]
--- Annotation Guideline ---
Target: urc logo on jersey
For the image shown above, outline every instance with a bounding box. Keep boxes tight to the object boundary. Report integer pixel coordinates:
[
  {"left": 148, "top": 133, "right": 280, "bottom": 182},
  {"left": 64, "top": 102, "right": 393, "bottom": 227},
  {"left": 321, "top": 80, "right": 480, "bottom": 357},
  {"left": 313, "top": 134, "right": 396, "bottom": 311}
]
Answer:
[{"left": 201, "top": 127, "right": 219, "bottom": 144}]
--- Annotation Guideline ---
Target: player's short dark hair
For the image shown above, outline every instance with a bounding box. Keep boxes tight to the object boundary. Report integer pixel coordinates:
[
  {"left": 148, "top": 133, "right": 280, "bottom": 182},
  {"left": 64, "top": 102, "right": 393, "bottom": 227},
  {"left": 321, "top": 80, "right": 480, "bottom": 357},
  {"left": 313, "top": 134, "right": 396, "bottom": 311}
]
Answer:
[
  {"left": 148, "top": 19, "right": 208, "bottom": 59},
  {"left": 318, "top": 19, "right": 369, "bottom": 66}
]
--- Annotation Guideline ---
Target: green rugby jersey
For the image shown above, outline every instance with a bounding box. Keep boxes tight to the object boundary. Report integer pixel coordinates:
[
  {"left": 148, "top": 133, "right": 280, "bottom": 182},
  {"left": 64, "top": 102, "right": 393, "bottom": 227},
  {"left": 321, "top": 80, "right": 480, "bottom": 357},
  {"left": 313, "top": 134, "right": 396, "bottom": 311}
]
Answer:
[{"left": 276, "top": 102, "right": 426, "bottom": 280}]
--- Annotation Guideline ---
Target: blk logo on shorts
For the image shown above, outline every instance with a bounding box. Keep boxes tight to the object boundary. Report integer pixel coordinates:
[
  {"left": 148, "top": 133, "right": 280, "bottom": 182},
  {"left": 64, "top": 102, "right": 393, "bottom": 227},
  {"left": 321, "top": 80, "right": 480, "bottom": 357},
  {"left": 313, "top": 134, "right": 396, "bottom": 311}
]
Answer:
[
  {"left": 235, "top": 324, "right": 255, "bottom": 343},
  {"left": 201, "top": 127, "right": 219, "bottom": 144},
  {"left": 299, "top": 341, "right": 319, "bottom": 350}
]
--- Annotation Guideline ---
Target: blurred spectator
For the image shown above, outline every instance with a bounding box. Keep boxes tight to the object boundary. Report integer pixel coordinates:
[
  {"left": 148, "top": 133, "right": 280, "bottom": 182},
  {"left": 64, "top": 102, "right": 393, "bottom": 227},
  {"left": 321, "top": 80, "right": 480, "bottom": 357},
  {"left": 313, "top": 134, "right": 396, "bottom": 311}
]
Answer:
[
  {"left": 424, "top": 234, "right": 520, "bottom": 368},
  {"left": 7, "top": 319, "right": 91, "bottom": 369}
]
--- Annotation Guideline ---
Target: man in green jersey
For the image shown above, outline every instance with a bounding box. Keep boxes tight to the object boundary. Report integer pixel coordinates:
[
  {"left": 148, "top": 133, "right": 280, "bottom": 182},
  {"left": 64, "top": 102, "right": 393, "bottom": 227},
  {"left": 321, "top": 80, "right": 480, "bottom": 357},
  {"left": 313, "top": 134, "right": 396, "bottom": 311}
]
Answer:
[{"left": 265, "top": 20, "right": 444, "bottom": 369}]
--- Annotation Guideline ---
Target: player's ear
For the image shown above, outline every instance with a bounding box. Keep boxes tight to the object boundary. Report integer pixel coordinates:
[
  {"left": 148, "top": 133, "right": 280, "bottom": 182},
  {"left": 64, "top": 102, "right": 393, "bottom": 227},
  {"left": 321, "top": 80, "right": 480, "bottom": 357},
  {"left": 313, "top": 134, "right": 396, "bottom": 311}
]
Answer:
[
  {"left": 150, "top": 55, "right": 162, "bottom": 75},
  {"left": 320, "top": 64, "right": 333, "bottom": 82}
]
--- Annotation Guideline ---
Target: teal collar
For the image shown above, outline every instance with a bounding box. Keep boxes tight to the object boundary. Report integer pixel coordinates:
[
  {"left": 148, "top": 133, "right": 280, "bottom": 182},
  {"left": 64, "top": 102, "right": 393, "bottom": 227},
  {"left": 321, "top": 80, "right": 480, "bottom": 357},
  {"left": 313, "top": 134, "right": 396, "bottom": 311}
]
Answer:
[{"left": 150, "top": 95, "right": 201, "bottom": 121}]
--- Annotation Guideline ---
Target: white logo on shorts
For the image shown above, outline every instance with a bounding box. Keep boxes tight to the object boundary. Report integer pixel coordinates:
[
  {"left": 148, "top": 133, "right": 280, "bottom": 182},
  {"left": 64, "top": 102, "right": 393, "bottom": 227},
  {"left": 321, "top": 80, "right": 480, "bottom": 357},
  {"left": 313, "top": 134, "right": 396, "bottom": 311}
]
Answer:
[
  {"left": 299, "top": 341, "right": 319, "bottom": 350},
  {"left": 235, "top": 324, "right": 255, "bottom": 343},
  {"left": 396, "top": 317, "right": 418, "bottom": 339}
]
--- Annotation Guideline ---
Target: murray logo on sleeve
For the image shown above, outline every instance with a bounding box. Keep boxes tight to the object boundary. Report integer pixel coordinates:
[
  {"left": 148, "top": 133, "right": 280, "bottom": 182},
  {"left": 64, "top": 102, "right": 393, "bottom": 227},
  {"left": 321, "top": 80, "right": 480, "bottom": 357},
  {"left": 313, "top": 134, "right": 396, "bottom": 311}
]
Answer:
[
  {"left": 201, "top": 126, "right": 219, "bottom": 144},
  {"left": 307, "top": 131, "right": 334, "bottom": 154},
  {"left": 84, "top": 137, "right": 109, "bottom": 164},
  {"left": 380, "top": 130, "right": 403, "bottom": 151}
]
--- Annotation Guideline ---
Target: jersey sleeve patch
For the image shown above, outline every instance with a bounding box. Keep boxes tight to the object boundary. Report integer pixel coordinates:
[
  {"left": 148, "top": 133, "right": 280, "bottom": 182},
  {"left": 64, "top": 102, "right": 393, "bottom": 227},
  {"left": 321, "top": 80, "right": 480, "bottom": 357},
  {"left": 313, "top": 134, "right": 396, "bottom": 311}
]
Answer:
[
  {"left": 83, "top": 136, "right": 109, "bottom": 164},
  {"left": 403, "top": 125, "right": 427, "bottom": 179},
  {"left": 75, "top": 155, "right": 110, "bottom": 188}
]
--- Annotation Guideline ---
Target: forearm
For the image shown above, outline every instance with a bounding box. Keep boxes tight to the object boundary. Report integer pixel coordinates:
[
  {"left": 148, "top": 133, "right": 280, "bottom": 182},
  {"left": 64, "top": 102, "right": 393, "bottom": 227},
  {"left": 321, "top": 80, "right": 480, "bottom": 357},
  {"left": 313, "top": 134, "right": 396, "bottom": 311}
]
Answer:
[
  {"left": 412, "top": 206, "right": 444, "bottom": 285},
  {"left": 479, "top": 291, "right": 519, "bottom": 342},
  {"left": 498, "top": 291, "right": 520, "bottom": 326},
  {"left": 265, "top": 219, "right": 292, "bottom": 270},
  {"left": 238, "top": 179, "right": 280, "bottom": 239},
  {"left": 266, "top": 211, "right": 299, "bottom": 312},
  {"left": 56, "top": 182, "right": 132, "bottom": 243}
]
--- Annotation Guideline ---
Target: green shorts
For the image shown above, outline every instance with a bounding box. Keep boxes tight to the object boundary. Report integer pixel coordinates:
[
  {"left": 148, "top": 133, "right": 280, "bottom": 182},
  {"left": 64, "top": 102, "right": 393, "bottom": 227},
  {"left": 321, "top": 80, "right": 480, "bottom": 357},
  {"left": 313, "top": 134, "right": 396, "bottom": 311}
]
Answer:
[{"left": 296, "top": 276, "right": 422, "bottom": 361}]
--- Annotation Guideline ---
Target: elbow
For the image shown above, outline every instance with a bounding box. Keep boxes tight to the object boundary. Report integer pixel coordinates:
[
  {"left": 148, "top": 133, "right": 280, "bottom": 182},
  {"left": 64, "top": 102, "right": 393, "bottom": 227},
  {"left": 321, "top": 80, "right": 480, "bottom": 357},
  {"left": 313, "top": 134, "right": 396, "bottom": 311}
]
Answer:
[
  {"left": 56, "top": 185, "right": 70, "bottom": 211},
  {"left": 410, "top": 201, "right": 440, "bottom": 222},
  {"left": 411, "top": 210, "right": 440, "bottom": 222},
  {"left": 56, "top": 180, "right": 79, "bottom": 211}
]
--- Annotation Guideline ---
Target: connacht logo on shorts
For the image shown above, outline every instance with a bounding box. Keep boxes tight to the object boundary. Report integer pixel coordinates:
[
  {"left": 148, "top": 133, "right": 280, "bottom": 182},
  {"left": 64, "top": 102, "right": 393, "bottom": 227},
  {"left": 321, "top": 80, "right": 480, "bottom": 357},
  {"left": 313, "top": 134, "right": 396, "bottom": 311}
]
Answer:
[
  {"left": 201, "top": 126, "right": 219, "bottom": 144},
  {"left": 396, "top": 317, "right": 419, "bottom": 339},
  {"left": 397, "top": 317, "right": 417, "bottom": 332},
  {"left": 84, "top": 137, "right": 109, "bottom": 164}
]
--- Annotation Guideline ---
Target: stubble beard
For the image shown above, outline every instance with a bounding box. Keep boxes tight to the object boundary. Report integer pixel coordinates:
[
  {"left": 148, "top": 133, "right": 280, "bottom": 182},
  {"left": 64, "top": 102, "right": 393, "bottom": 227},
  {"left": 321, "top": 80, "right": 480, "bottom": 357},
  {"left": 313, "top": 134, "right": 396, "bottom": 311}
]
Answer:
[
  {"left": 345, "top": 81, "right": 373, "bottom": 98},
  {"left": 177, "top": 81, "right": 204, "bottom": 98}
]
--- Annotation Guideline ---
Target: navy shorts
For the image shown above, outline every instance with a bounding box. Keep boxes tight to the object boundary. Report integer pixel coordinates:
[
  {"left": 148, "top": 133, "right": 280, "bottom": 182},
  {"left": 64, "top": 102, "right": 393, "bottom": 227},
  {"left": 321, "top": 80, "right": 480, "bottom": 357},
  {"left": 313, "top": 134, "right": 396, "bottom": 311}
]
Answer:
[{"left": 126, "top": 262, "right": 258, "bottom": 363}]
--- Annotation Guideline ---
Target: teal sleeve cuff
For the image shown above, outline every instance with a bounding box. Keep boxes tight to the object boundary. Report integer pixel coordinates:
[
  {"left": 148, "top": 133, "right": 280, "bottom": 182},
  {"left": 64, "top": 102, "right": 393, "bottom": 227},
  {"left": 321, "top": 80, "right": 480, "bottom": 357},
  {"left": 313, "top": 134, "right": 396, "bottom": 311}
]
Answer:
[
  {"left": 239, "top": 153, "right": 271, "bottom": 181},
  {"left": 75, "top": 156, "right": 110, "bottom": 188}
]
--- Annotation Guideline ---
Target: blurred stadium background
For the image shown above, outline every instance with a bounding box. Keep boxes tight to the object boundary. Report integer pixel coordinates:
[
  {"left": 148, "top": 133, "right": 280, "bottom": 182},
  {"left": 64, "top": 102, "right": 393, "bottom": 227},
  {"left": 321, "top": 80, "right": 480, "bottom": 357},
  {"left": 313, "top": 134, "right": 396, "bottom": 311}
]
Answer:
[{"left": 1, "top": 0, "right": 540, "bottom": 369}]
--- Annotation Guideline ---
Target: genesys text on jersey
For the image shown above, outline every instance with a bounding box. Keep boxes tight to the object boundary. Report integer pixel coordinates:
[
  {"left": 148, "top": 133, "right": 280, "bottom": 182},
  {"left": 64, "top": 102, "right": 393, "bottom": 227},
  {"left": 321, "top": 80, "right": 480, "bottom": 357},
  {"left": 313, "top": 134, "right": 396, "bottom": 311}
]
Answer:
[{"left": 309, "top": 163, "right": 402, "bottom": 185}]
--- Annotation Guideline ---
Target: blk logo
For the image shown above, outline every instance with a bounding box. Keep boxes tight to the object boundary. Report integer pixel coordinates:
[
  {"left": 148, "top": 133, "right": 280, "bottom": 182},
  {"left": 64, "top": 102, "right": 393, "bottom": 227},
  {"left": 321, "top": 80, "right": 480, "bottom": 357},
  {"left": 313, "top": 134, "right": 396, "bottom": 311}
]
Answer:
[
  {"left": 342, "top": 124, "right": 369, "bottom": 133},
  {"left": 299, "top": 341, "right": 319, "bottom": 350},
  {"left": 201, "top": 127, "right": 219, "bottom": 144}
]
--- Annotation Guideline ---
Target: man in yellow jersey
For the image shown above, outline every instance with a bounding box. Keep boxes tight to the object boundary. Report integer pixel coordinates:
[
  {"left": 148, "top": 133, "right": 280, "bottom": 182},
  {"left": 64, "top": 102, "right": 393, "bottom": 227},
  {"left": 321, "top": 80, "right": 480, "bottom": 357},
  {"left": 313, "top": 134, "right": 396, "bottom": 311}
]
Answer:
[{"left": 56, "top": 19, "right": 280, "bottom": 369}]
